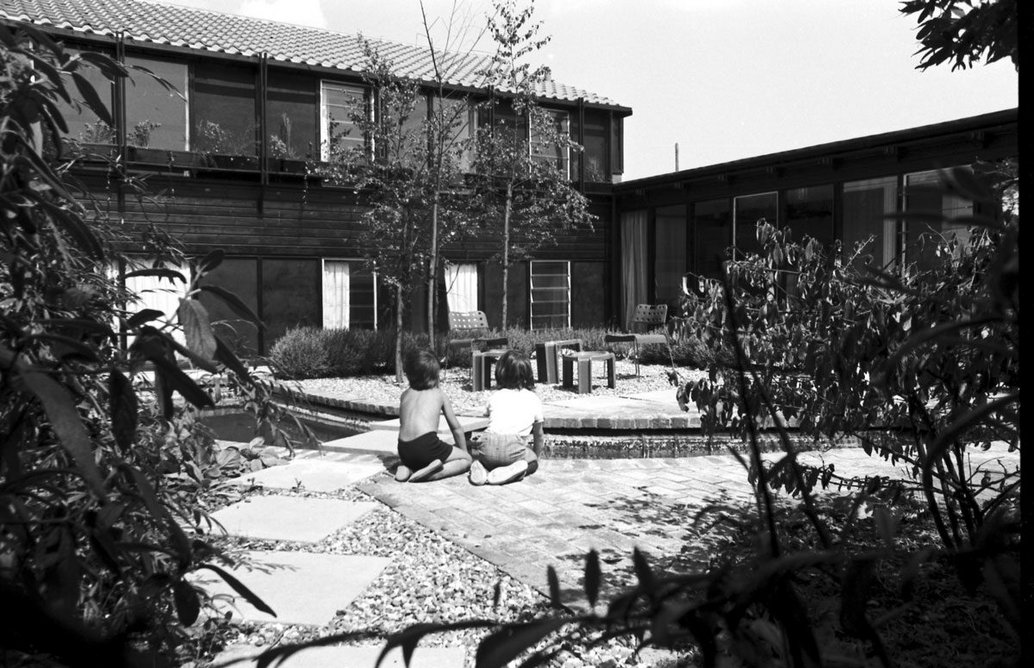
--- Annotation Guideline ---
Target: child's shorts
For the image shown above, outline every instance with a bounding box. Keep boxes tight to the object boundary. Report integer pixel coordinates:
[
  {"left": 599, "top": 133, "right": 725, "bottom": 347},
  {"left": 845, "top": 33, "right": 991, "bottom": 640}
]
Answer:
[
  {"left": 397, "top": 432, "right": 453, "bottom": 469},
  {"left": 470, "top": 432, "right": 533, "bottom": 468}
]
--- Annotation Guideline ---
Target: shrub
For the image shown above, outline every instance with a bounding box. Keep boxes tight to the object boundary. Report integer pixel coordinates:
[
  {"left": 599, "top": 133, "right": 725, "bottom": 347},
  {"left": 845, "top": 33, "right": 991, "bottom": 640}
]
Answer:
[{"left": 269, "top": 327, "right": 331, "bottom": 378}]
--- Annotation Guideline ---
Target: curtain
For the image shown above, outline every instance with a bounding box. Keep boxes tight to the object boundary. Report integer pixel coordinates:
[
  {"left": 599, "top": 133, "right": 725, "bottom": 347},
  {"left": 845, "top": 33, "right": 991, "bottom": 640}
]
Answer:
[
  {"left": 444, "top": 262, "right": 478, "bottom": 313},
  {"left": 620, "top": 210, "right": 648, "bottom": 329},
  {"left": 322, "top": 260, "right": 350, "bottom": 328}
]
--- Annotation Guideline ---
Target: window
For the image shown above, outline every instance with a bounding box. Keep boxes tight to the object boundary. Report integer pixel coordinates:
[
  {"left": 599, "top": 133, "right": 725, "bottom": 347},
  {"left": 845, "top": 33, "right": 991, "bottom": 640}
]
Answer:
[
  {"left": 530, "top": 109, "right": 570, "bottom": 179},
  {"left": 125, "top": 56, "right": 188, "bottom": 151},
  {"left": 733, "top": 192, "right": 778, "bottom": 258},
  {"left": 654, "top": 205, "right": 687, "bottom": 305},
  {"left": 322, "top": 260, "right": 378, "bottom": 329},
  {"left": 444, "top": 262, "right": 478, "bottom": 313},
  {"left": 432, "top": 95, "right": 474, "bottom": 173},
  {"left": 193, "top": 62, "right": 257, "bottom": 155},
  {"left": 784, "top": 185, "right": 834, "bottom": 248},
  {"left": 321, "top": 82, "right": 367, "bottom": 160},
  {"left": 904, "top": 169, "right": 974, "bottom": 266},
  {"left": 842, "top": 177, "right": 897, "bottom": 268},
  {"left": 55, "top": 48, "right": 114, "bottom": 144},
  {"left": 529, "top": 260, "right": 570, "bottom": 329},
  {"left": 267, "top": 69, "right": 317, "bottom": 161},
  {"left": 692, "top": 199, "right": 731, "bottom": 280},
  {"left": 123, "top": 259, "right": 191, "bottom": 347},
  {"left": 582, "top": 110, "right": 608, "bottom": 183}
]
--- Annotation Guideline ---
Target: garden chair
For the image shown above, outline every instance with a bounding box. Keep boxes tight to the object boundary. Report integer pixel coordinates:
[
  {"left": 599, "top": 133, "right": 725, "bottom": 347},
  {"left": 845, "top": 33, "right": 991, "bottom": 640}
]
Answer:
[
  {"left": 604, "top": 304, "right": 669, "bottom": 376},
  {"left": 445, "top": 311, "right": 508, "bottom": 380}
]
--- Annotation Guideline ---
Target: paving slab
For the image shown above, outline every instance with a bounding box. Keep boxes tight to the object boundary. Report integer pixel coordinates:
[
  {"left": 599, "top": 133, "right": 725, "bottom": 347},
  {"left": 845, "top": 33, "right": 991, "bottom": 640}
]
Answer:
[
  {"left": 191, "top": 551, "right": 390, "bottom": 626},
  {"left": 211, "top": 495, "right": 378, "bottom": 542},
  {"left": 320, "top": 429, "right": 400, "bottom": 457},
  {"left": 223, "top": 458, "right": 385, "bottom": 492},
  {"left": 215, "top": 643, "right": 466, "bottom": 667}
]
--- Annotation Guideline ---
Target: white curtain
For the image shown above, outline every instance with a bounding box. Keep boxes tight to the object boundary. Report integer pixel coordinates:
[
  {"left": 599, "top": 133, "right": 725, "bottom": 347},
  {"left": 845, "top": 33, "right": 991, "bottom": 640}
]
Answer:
[
  {"left": 620, "top": 211, "right": 648, "bottom": 329},
  {"left": 445, "top": 262, "right": 478, "bottom": 313},
  {"left": 124, "top": 260, "right": 191, "bottom": 346},
  {"left": 322, "top": 260, "right": 350, "bottom": 328}
]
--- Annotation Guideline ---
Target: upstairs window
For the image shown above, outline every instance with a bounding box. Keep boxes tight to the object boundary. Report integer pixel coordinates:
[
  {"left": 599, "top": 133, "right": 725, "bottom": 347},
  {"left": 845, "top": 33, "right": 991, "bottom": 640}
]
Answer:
[
  {"left": 54, "top": 48, "right": 115, "bottom": 145},
  {"left": 125, "top": 55, "right": 188, "bottom": 151},
  {"left": 267, "top": 69, "right": 317, "bottom": 161},
  {"left": 193, "top": 62, "right": 258, "bottom": 156},
  {"left": 530, "top": 109, "right": 570, "bottom": 179},
  {"left": 321, "top": 82, "right": 368, "bottom": 161}
]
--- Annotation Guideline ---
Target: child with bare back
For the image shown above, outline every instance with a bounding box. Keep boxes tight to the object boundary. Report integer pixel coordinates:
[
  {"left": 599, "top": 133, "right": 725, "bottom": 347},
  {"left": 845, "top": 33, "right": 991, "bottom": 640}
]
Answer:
[{"left": 394, "top": 349, "right": 472, "bottom": 482}]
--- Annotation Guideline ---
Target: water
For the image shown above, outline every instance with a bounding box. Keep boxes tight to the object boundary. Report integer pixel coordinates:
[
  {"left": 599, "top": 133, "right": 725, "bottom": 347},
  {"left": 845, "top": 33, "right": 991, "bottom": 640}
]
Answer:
[{"left": 201, "top": 410, "right": 360, "bottom": 445}]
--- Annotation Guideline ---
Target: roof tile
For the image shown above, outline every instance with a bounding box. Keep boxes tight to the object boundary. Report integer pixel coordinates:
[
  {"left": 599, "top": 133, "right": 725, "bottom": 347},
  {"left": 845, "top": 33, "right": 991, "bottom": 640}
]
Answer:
[{"left": 2, "top": 0, "right": 626, "bottom": 108}]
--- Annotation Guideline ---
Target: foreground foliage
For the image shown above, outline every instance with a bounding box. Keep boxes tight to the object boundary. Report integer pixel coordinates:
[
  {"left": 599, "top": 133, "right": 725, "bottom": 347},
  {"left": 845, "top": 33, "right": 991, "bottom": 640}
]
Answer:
[{"left": 1, "top": 24, "right": 301, "bottom": 665}]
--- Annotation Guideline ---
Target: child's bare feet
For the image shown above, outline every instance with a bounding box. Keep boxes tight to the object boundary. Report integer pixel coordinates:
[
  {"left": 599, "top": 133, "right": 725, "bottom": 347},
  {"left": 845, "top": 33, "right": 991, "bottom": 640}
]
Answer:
[
  {"left": 408, "top": 459, "right": 444, "bottom": 482},
  {"left": 394, "top": 465, "right": 413, "bottom": 482}
]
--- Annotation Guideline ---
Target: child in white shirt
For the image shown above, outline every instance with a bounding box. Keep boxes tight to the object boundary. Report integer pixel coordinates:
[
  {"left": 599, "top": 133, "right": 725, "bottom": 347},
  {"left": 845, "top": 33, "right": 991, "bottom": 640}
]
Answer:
[{"left": 469, "top": 350, "right": 544, "bottom": 485}]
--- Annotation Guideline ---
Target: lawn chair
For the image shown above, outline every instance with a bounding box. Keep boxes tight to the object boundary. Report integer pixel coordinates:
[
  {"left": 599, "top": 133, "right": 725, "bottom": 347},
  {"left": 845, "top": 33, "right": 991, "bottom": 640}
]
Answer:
[
  {"left": 446, "top": 311, "right": 508, "bottom": 381},
  {"left": 604, "top": 304, "right": 669, "bottom": 376}
]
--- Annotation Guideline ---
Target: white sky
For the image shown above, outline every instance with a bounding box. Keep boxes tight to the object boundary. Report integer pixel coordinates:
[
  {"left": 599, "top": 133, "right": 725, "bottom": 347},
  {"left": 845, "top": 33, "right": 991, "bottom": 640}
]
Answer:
[{"left": 167, "top": 0, "right": 1018, "bottom": 180}]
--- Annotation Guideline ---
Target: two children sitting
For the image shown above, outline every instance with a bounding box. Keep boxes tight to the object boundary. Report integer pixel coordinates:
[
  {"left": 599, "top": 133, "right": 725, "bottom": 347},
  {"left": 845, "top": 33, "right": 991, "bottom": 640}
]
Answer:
[{"left": 396, "top": 349, "right": 543, "bottom": 485}]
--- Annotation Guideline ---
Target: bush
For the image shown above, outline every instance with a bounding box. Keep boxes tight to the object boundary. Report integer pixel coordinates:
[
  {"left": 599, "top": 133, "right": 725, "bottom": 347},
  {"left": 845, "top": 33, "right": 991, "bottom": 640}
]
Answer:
[{"left": 269, "top": 327, "right": 331, "bottom": 379}]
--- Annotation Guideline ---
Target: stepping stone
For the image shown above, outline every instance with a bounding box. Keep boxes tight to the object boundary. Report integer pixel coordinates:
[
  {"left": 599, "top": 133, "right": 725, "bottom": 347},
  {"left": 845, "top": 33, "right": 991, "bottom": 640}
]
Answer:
[
  {"left": 321, "top": 429, "right": 401, "bottom": 457},
  {"left": 224, "top": 458, "right": 384, "bottom": 492},
  {"left": 211, "top": 495, "right": 378, "bottom": 542},
  {"left": 215, "top": 643, "right": 466, "bottom": 667},
  {"left": 191, "top": 551, "right": 390, "bottom": 626}
]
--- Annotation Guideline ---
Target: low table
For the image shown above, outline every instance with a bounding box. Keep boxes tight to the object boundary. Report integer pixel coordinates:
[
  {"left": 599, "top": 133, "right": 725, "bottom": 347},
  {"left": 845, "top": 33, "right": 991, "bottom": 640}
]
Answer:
[
  {"left": 472, "top": 348, "right": 509, "bottom": 391},
  {"left": 535, "top": 338, "right": 583, "bottom": 384},
  {"left": 561, "top": 351, "right": 616, "bottom": 395}
]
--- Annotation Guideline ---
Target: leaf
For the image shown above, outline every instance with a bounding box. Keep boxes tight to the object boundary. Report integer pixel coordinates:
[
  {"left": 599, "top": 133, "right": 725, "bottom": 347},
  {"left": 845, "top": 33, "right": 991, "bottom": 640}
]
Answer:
[
  {"left": 583, "top": 549, "right": 601, "bottom": 608},
  {"left": 197, "top": 563, "right": 277, "bottom": 617},
  {"left": 18, "top": 370, "right": 105, "bottom": 498},
  {"left": 72, "top": 72, "right": 113, "bottom": 127},
  {"left": 108, "top": 370, "right": 137, "bottom": 453},
  {"left": 124, "top": 267, "right": 187, "bottom": 283},
  {"left": 632, "top": 548, "right": 655, "bottom": 596},
  {"left": 214, "top": 335, "right": 251, "bottom": 380},
  {"left": 173, "top": 579, "right": 201, "bottom": 626},
  {"left": 195, "top": 249, "right": 225, "bottom": 275},
  {"left": 198, "top": 284, "right": 264, "bottom": 329},
  {"left": 475, "top": 619, "right": 568, "bottom": 668},
  {"left": 126, "top": 308, "right": 166, "bottom": 329},
  {"left": 177, "top": 298, "right": 217, "bottom": 361}
]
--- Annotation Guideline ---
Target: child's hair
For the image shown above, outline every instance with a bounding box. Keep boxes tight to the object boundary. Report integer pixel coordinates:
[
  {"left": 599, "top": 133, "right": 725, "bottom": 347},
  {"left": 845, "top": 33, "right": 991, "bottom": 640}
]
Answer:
[
  {"left": 494, "top": 350, "right": 535, "bottom": 391},
  {"left": 404, "top": 349, "right": 440, "bottom": 390}
]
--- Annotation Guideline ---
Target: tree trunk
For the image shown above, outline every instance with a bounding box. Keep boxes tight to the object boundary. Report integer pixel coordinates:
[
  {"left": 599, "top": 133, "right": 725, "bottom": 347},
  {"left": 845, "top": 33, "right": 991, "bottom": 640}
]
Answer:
[
  {"left": 394, "top": 283, "right": 405, "bottom": 384},
  {"left": 502, "top": 182, "right": 513, "bottom": 330},
  {"left": 427, "top": 194, "right": 439, "bottom": 350}
]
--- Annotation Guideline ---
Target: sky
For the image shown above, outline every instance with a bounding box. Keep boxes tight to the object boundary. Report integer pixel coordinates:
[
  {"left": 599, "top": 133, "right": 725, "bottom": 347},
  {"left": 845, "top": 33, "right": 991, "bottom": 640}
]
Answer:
[{"left": 167, "top": 0, "right": 1018, "bottom": 180}]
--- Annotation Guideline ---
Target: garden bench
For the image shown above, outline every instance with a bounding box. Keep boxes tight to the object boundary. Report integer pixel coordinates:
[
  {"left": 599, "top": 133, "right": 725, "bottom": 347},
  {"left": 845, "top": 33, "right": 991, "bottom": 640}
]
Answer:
[{"left": 604, "top": 304, "right": 669, "bottom": 376}]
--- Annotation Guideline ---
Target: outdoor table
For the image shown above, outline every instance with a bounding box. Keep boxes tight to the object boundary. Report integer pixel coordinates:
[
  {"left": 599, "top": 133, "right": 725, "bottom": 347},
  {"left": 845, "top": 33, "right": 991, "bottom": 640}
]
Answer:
[
  {"left": 561, "top": 351, "right": 617, "bottom": 395},
  {"left": 472, "top": 348, "right": 510, "bottom": 391},
  {"left": 534, "top": 338, "right": 583, "bottom": 384}
]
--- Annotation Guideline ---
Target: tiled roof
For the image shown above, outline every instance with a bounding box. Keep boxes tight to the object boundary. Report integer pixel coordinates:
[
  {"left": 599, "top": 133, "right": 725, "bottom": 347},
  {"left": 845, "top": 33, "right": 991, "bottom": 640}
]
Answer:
[{"left": 1, "top": 0, "right": 628, "bottom": 109}]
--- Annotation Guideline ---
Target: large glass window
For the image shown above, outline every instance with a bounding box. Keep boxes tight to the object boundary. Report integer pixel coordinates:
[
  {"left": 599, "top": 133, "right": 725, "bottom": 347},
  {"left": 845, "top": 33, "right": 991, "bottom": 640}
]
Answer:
[
  {"left": 55, "top": 48, "right": 114, "bottom": 144},
  {"left": 529, "top": 260, "right": 570, "bottom": 329},
  {"left": 842, "top": 177, "right": 897, "bottom": 268},
  {"left": 322, "top": 260, "right": 378, "bottom": 330},
  {"left": 267, "top": 70, "right": 317, "bottom": 161},
  {"left": 125, "top": 56, "right": 188, "bottom": 150},
  {"left": 654, "top": 205, "right": 687, "bottom": 305},
  {"left": 321, "top": 82, "right": 367, "bottom": 160},
  {"left": 734, "top": 192, "right": 778, "bottom": 258},
  {"left": 620, "top": 211, "right": 648, "bottom": 328},
  {"left": 123, "top": 259, "right": 191, "bottom": 347},
  {"left": 193, "top": 62, "right": 257, "bottom": 156},
  {"left": 692, "top": 199, "right": 731, "bottom": 280},
  {"left": 904, "top": 169, "right": 974, "bottom": 265},
  {"left": 444, "top": 262, "right": 478, "bottom": 313},
  {"left": 784, "top": 185, "right": 834, "bottom": 248},
  {"left": 582, "top": 111, "right": 608, "bottom": 183}
]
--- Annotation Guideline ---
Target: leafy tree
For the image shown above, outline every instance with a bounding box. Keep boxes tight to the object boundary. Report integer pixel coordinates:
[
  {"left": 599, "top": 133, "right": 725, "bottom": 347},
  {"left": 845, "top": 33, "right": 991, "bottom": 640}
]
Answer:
[
  {"left": 1, "top": 24, "right": 291, "bottom": 664},
  {"left": 470, "top": 0, "right": 595, "bottom": 329},
  {"left": 900, "top": 0, "right": 1018, "bottom": 71}
]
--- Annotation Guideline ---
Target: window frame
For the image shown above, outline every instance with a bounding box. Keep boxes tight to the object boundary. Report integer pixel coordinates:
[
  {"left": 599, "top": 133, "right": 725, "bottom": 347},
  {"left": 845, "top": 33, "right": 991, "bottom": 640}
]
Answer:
[
  {"left": 321, "top": 258, "right": 378, "bottom": 330},
  {"left": 529, "top": 259, "right": 571, "bottom": 330},
  {"left": 320, "top": 81, "right": 370, "bottom": 161}
]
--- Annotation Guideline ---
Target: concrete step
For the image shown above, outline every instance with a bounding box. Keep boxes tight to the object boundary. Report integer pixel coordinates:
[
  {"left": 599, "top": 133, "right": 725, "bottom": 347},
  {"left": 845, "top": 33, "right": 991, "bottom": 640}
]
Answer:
[
  {"left": 215, "top": 643, "right": 466, "bottom": 667},
  {"left": 191, "top": 550, "right": 390, "bottom": 626},
  {"left": 211, "top": 495, "right": 378, "bottom": 543},
  {"left": 223, "top": 457, "right": 386, "bottom": 492}
]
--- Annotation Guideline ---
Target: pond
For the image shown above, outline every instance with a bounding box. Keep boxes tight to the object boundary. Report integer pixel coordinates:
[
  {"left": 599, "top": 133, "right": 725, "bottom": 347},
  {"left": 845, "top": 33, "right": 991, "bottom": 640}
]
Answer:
[{"left": 201, "top": 409, "right": 361, "bottom": 446}]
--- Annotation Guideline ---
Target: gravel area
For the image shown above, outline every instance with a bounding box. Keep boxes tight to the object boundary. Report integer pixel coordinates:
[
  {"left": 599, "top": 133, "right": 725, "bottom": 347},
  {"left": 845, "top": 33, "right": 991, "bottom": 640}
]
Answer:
[
  {"left": 292, "top": 360, "right": 695, "bottom": 416},
  {"left": 199, "top": 484, "right": 671, "bottom": 668}
]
